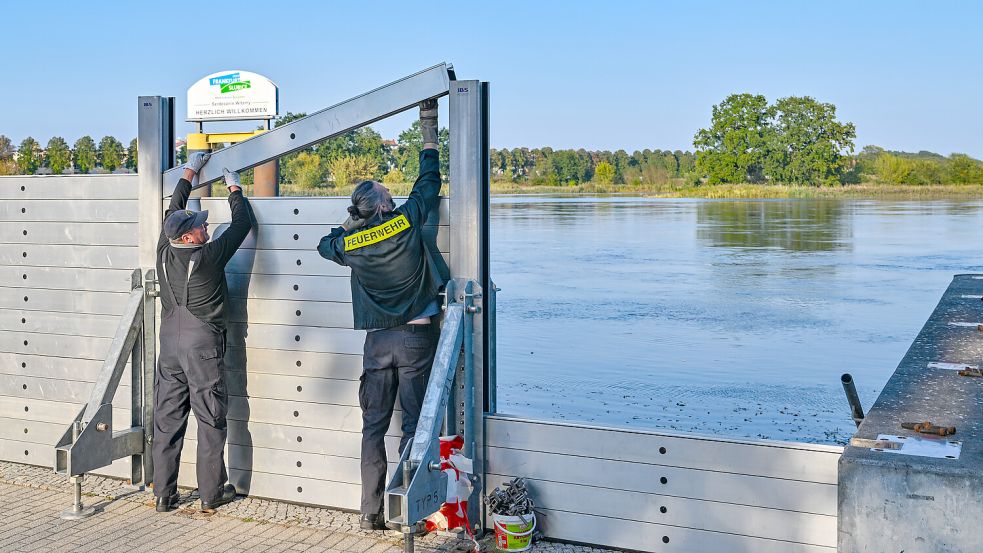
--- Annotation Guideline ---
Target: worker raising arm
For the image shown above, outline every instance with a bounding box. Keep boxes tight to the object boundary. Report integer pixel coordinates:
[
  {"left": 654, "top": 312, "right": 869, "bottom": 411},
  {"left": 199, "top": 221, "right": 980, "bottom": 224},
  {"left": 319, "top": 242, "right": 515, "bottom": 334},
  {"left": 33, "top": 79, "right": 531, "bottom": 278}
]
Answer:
[
  {"left": 152, "top": 153, "right": 254, "bottom": 514},
  {"left": 317, "top": 99, "right": 444, "bottom": 531}
]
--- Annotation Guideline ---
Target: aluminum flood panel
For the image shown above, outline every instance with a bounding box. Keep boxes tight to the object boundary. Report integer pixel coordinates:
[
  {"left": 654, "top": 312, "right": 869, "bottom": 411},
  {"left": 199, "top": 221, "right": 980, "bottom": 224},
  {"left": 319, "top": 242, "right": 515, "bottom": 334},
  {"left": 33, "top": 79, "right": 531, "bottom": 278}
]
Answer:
[
  {"left": 0, "top": 174, "right": 138, "bottom": 200},
  {"left": 0, "top": 174, "right": 148, "bottom": 481},
  {"left": 486, "top": 416, "right": 840, "bottom": 552}
]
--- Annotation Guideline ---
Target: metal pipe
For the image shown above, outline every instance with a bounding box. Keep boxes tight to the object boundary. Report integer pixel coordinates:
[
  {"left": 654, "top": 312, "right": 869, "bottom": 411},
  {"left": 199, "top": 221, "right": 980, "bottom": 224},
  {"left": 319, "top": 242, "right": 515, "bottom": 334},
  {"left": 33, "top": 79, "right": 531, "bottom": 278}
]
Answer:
[
  {"left": 402, "top": 460, "right": 415, "bottom": 553},
  {"left": 841, "top": 373, "right": 865, "bottom": 427}
]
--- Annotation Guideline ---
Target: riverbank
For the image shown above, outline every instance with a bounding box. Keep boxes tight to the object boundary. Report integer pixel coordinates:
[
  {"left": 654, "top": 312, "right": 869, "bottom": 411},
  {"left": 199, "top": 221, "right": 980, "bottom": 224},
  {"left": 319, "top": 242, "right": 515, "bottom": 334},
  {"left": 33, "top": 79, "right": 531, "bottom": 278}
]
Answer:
[
  {"left": 487, "top": 182, "right": 983, "bottom": 199},
  {"left": 256, "top": 182, "right": 983, "bottom": 199}
]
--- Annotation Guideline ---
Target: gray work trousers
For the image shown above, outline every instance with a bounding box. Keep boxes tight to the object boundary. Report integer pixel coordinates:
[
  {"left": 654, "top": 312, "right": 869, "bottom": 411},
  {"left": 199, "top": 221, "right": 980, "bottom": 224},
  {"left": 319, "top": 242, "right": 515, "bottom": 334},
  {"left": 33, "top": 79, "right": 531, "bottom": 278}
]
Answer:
[
  {"left": 359, "top": 324, "right": 436, "bottom": 515},
  {"left": 152, "top": 303, "right": 229, "bottom": 504}
]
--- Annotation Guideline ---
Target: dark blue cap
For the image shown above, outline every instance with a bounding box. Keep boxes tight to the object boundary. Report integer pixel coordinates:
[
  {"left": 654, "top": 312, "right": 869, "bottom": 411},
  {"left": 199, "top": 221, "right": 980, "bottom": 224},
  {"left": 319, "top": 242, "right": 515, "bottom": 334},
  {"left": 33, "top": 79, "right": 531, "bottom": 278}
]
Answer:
[{"left": 164, "top": 209, "right": 209, "bottom": 240}]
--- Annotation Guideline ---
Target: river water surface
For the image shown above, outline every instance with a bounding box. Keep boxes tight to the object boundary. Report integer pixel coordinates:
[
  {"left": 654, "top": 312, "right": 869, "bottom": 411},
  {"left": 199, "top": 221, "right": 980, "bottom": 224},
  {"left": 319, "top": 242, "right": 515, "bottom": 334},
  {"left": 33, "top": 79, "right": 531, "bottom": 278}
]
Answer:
[{"left": 490, "top": 197, "right": 983, "bottom": 444}]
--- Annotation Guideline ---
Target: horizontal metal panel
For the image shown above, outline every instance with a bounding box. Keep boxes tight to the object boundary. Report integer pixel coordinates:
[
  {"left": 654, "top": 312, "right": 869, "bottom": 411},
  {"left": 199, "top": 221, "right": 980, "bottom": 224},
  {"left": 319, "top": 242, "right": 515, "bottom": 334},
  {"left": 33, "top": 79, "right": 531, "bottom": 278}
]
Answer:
[
  {"left": 0, "top": 352, "right": 124, "bottom": 383},
  {"left": 0, "top": 200, "right": 138, "bottom": 222},
  {"left": 485, "top": 475, "right": 835, "bottom": 547},
  {"left": 0, "top": 245, "right": 138, "bottom": 269},
  {"left": 223, "top": 370, "right": 360, "bottom": 407},
  {"left": 0, "top": 310, "right": 122, "bottom": 337},
  {"left": 0, "top": 266, "right": 136, "bottom": 292},
  {"left": 226, "top": 274, "right": 352, "bottom": 304},
  {"left": 0, "top": 374, "right": 132, "bottom": 406},
  {"left": 213, "top": 224, "right": 448, "bottom": 253},
  {"left": 486, "top": 416, "right": 841, "bottom": 485},
  {"left": 0, "top": 175, "right": 139, "bottom": 199},
  {"left": 522, "top": 508, "right": 833, "bottom": 553},
  {"left": 186, "top": 417, "right": 401, "bottom": 460},
  {"left": 0, "top": 414, "right": 135, "bottom": 443},
  {"left": 0, "top": 287, "right": 130, "bottom": 315},
  {"left": 225, "top": 248, "right": 348, "bottom": 277},
  {"left": 0, "top": 331, "right": 113, "bottom": 361},
  {"left": 487, "top": 446, "right": 836, "bottom": 516},
  {"left": 0, "top": 222, "right": 138, "bottom": 247},
  {"left": 224, "top": 347, "right": 362, "bottom": 380},
  {"left": 179, "top": 440, "right": 391, "bottom": 486},
  {"left": 225, "top": 323, "right": 364, "bottom": 356},
  {"left": 0, "top": 396, "right": 129, "bottom": 425},
  {"left": 191, "top": 197, "right": 449, "bottom": 227},
  {"left": 224, "top": 245, "right": 449, "bottom": 277},
  {"left": 164, "top": 63, "right": 450, "bottom": 194},
  {"left": 3, "top": 358, "right": 360, "bottom": 409},
  {"left": 225, "top": 396, "right": 402, "bottom": 433},
  {"left": 226, "top": 298, "right": 355, "bottom": 328},
  {"left": 177, "top": 464, "right": 360, "bottom": 511},
  {"left": 0, "top": 438, "right": 133, "bottom": 480},
  {"left": 0, "top": 416, "right": 64, "bottom": 444}
]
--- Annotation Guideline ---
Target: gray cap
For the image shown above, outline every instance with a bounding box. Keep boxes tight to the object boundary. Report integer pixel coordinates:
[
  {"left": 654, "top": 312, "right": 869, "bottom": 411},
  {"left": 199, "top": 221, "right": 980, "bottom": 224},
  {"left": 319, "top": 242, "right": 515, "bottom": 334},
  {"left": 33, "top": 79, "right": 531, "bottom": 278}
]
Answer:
[{"left": 163, "top": 209, "right": 208, "bottom": 240}]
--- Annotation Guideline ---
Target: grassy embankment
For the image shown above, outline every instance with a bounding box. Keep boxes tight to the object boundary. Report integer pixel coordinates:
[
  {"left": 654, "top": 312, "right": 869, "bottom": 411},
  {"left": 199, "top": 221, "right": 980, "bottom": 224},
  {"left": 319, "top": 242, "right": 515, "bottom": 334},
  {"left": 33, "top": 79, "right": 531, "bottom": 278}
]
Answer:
[{"left": 217, "top": 181, "right": 983, "bottom": 199}]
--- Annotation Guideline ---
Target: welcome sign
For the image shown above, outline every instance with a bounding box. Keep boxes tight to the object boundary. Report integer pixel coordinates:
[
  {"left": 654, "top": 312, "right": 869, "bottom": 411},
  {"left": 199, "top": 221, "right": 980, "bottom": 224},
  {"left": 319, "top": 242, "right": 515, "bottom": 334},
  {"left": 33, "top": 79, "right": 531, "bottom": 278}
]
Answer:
[{"left": 187, "top": 70, "right": 279, "bottom": 122}]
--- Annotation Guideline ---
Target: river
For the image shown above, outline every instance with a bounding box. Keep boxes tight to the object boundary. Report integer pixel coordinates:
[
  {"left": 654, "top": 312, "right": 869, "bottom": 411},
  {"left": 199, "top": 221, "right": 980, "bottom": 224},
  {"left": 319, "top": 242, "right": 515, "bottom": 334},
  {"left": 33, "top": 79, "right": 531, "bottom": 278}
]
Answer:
[{"left": 490, "top": 197, "right": 983, "bottom": 444}]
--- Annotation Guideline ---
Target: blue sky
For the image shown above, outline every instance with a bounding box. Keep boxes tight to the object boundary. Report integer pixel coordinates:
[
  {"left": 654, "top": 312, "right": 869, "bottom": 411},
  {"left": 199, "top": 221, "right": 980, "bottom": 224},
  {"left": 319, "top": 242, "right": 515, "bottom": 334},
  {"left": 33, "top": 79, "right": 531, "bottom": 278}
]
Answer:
[{"left": 1, "top": 1, "right": 980, "bottom": 157}]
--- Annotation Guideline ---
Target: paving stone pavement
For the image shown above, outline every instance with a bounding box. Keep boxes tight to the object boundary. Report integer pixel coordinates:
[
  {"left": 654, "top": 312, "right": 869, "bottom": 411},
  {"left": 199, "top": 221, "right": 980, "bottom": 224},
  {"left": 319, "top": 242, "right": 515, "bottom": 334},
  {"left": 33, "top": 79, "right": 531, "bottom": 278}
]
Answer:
[{"left": 0, "top": 462, "right": 615, "bottom": 553}]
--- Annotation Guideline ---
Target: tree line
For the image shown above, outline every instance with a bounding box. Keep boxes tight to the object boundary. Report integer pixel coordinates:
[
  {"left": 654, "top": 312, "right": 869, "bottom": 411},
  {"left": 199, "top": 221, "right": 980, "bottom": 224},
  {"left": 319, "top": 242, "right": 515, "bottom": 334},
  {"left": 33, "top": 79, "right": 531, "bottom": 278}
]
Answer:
[
  {"left": 2, "top": 94, "right": 981, "bottom": 187},
  {"left": 0, "top": 135, "right": 136, "bottom": 176}
]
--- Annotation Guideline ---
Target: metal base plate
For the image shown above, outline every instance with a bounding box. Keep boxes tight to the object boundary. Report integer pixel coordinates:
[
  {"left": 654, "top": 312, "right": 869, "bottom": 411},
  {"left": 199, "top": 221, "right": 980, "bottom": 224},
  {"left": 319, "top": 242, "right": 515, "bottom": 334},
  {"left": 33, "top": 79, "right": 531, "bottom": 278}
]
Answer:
[
  {"left": 876, "top": 434, "right": 962, "bottom": 459},
  {"left": 60, "top": 505, "right": 97, "bottom": 520}
]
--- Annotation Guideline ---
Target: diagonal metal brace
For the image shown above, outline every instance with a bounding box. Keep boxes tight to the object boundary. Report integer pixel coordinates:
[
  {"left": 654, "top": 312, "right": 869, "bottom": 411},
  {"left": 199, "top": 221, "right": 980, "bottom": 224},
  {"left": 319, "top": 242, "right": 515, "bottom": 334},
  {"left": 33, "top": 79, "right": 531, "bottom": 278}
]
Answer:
[
  {"left": 162, "top": 63, "right": 453, "bottom": 196},
  {"left": 54, "top": 269, "right": 148, "bottom": 477},
  {"left": 386, "top": 303, "right": 466, "bottom": 528}
]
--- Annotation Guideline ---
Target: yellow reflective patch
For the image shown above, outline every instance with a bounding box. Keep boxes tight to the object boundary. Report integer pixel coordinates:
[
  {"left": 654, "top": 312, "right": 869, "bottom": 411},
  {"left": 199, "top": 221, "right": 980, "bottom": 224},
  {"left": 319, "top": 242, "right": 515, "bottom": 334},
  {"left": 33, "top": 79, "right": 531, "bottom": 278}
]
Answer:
[{"left": 344, "top": 214, "right": 411, "bottom": 252}]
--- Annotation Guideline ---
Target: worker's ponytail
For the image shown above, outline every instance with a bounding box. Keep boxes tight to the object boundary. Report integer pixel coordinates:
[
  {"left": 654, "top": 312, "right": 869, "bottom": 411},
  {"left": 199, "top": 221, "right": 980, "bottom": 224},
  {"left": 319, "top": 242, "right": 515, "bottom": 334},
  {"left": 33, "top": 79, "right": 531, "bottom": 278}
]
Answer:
[{"left": 349, "top": 180, "right": 389, "bottom": 221}]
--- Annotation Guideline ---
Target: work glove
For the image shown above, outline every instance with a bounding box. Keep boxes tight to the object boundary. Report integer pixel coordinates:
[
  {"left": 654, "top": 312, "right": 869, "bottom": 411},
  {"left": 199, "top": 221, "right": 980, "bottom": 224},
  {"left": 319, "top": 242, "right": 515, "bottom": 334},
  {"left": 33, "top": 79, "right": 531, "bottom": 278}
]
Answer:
[
  {"left": 185, "top": 152, "right": 210, "bottom": 174},
  {"left": 420, "top": 99, "right": 438, "bottom": 149},
  {"left": 222, "top": 168, "right": 241, "bottom": 192}
]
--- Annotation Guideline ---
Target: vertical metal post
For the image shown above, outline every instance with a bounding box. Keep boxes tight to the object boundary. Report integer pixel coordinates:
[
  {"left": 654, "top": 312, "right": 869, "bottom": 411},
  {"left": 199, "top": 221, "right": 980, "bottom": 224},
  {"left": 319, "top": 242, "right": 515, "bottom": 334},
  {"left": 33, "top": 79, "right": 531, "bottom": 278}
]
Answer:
[
  {"left": 137, "top": 96, "right": 171, "bottom": 486},
  {"left": 449, "top": 80, "right": 490, "bottom": 534},
  {"left": 60, "top": 422, "right": 95, "bottom": 519},
  {"left": 129, "top": 270, "right": 143, "bottom": 486},
  {"left": 142, "top": 269, "right": 158, "bottom": 485},
  {"left": 138, "top": 96, "right": 173, "bottom": 268}
]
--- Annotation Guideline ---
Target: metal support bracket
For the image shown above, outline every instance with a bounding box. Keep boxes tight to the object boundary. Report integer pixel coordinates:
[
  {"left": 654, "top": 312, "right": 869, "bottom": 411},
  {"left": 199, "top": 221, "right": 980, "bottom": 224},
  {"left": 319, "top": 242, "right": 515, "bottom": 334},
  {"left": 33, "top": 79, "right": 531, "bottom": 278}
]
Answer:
[
  {"left": 53, "top": 268, "right": 157, "bottom": 519},
  {"left": 385, "top": 301, "right": 469, "bottom": 546}
]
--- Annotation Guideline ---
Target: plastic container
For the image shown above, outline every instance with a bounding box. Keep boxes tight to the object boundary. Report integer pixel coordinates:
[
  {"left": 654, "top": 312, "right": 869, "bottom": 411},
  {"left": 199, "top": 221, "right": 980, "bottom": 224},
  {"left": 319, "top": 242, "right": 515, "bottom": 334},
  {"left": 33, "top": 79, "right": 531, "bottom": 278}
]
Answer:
[{"left": 493, "top": 512, "right": 536, "bottom": 552}]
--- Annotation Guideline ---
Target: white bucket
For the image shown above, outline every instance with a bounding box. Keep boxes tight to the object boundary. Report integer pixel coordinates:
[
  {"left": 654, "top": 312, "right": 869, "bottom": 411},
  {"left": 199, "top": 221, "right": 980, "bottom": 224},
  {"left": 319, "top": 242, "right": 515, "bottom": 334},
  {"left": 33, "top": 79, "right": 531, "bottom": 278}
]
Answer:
[{"left": 493, "top": 512, "right": 536, "bottom": 552}]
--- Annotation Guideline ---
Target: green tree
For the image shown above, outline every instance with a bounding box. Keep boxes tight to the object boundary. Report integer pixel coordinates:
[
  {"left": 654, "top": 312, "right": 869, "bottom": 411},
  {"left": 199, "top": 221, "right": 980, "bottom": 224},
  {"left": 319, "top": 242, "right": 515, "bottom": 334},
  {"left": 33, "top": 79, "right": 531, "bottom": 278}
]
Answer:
[
  {"left": 16, "top": 137, "right": 41, "bottom": 174},
  {"left": 125, "top": 138, "right": 138, "bottom": 171},
  {"left": 328, "top": 154, "right": 376, "bottom": 188},
  {"left": 98, "top": 136, "right": 123, "bottom": 172},
  {"left": 947, "top": 154, "right": 983, "bottom": 184},
  {"left": 176, "top": 144, "right": 187, "bottom": 165},
  {"left": 382, "top": 168, "right": 406, "bottom": 185},
  {"left": 395, "top": 121, "right": 424, "bottom": 180},
  {"left": 693, "top": 93, "right": 771, "bottom": 183},
  {"left": 283, "top": 151, "right": 326, "bottom": 189},
  {"left": 0, "top": 135, "right": 14, "bottom": 175},
  {"left": 594, "top": 162, "right": 615, "bottom": 184},
  {"left": 45, "top": 137, "right": 71, "bottom": 174},
  {"left": 0, "top": 135, "right": 13, "bottom": 160},
  {"left": 72, "top": 136, "right": 97, "bottom": 173},
  {"left": 766, "top": 96, "right": 855, "bottom": 185}
]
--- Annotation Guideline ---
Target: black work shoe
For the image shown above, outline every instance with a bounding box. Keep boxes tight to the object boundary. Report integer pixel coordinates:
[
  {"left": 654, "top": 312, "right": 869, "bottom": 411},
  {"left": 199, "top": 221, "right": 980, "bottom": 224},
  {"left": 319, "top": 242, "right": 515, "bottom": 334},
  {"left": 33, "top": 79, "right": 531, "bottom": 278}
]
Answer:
[
  {"left": 359, "top": 512, "right": 387, "bottom": 531},
  {"left": 155, "top": 492, "right": 180, "bottom": 512},
  {"left": 200, "top": 483, "right": 237, "bottom": 512}
]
